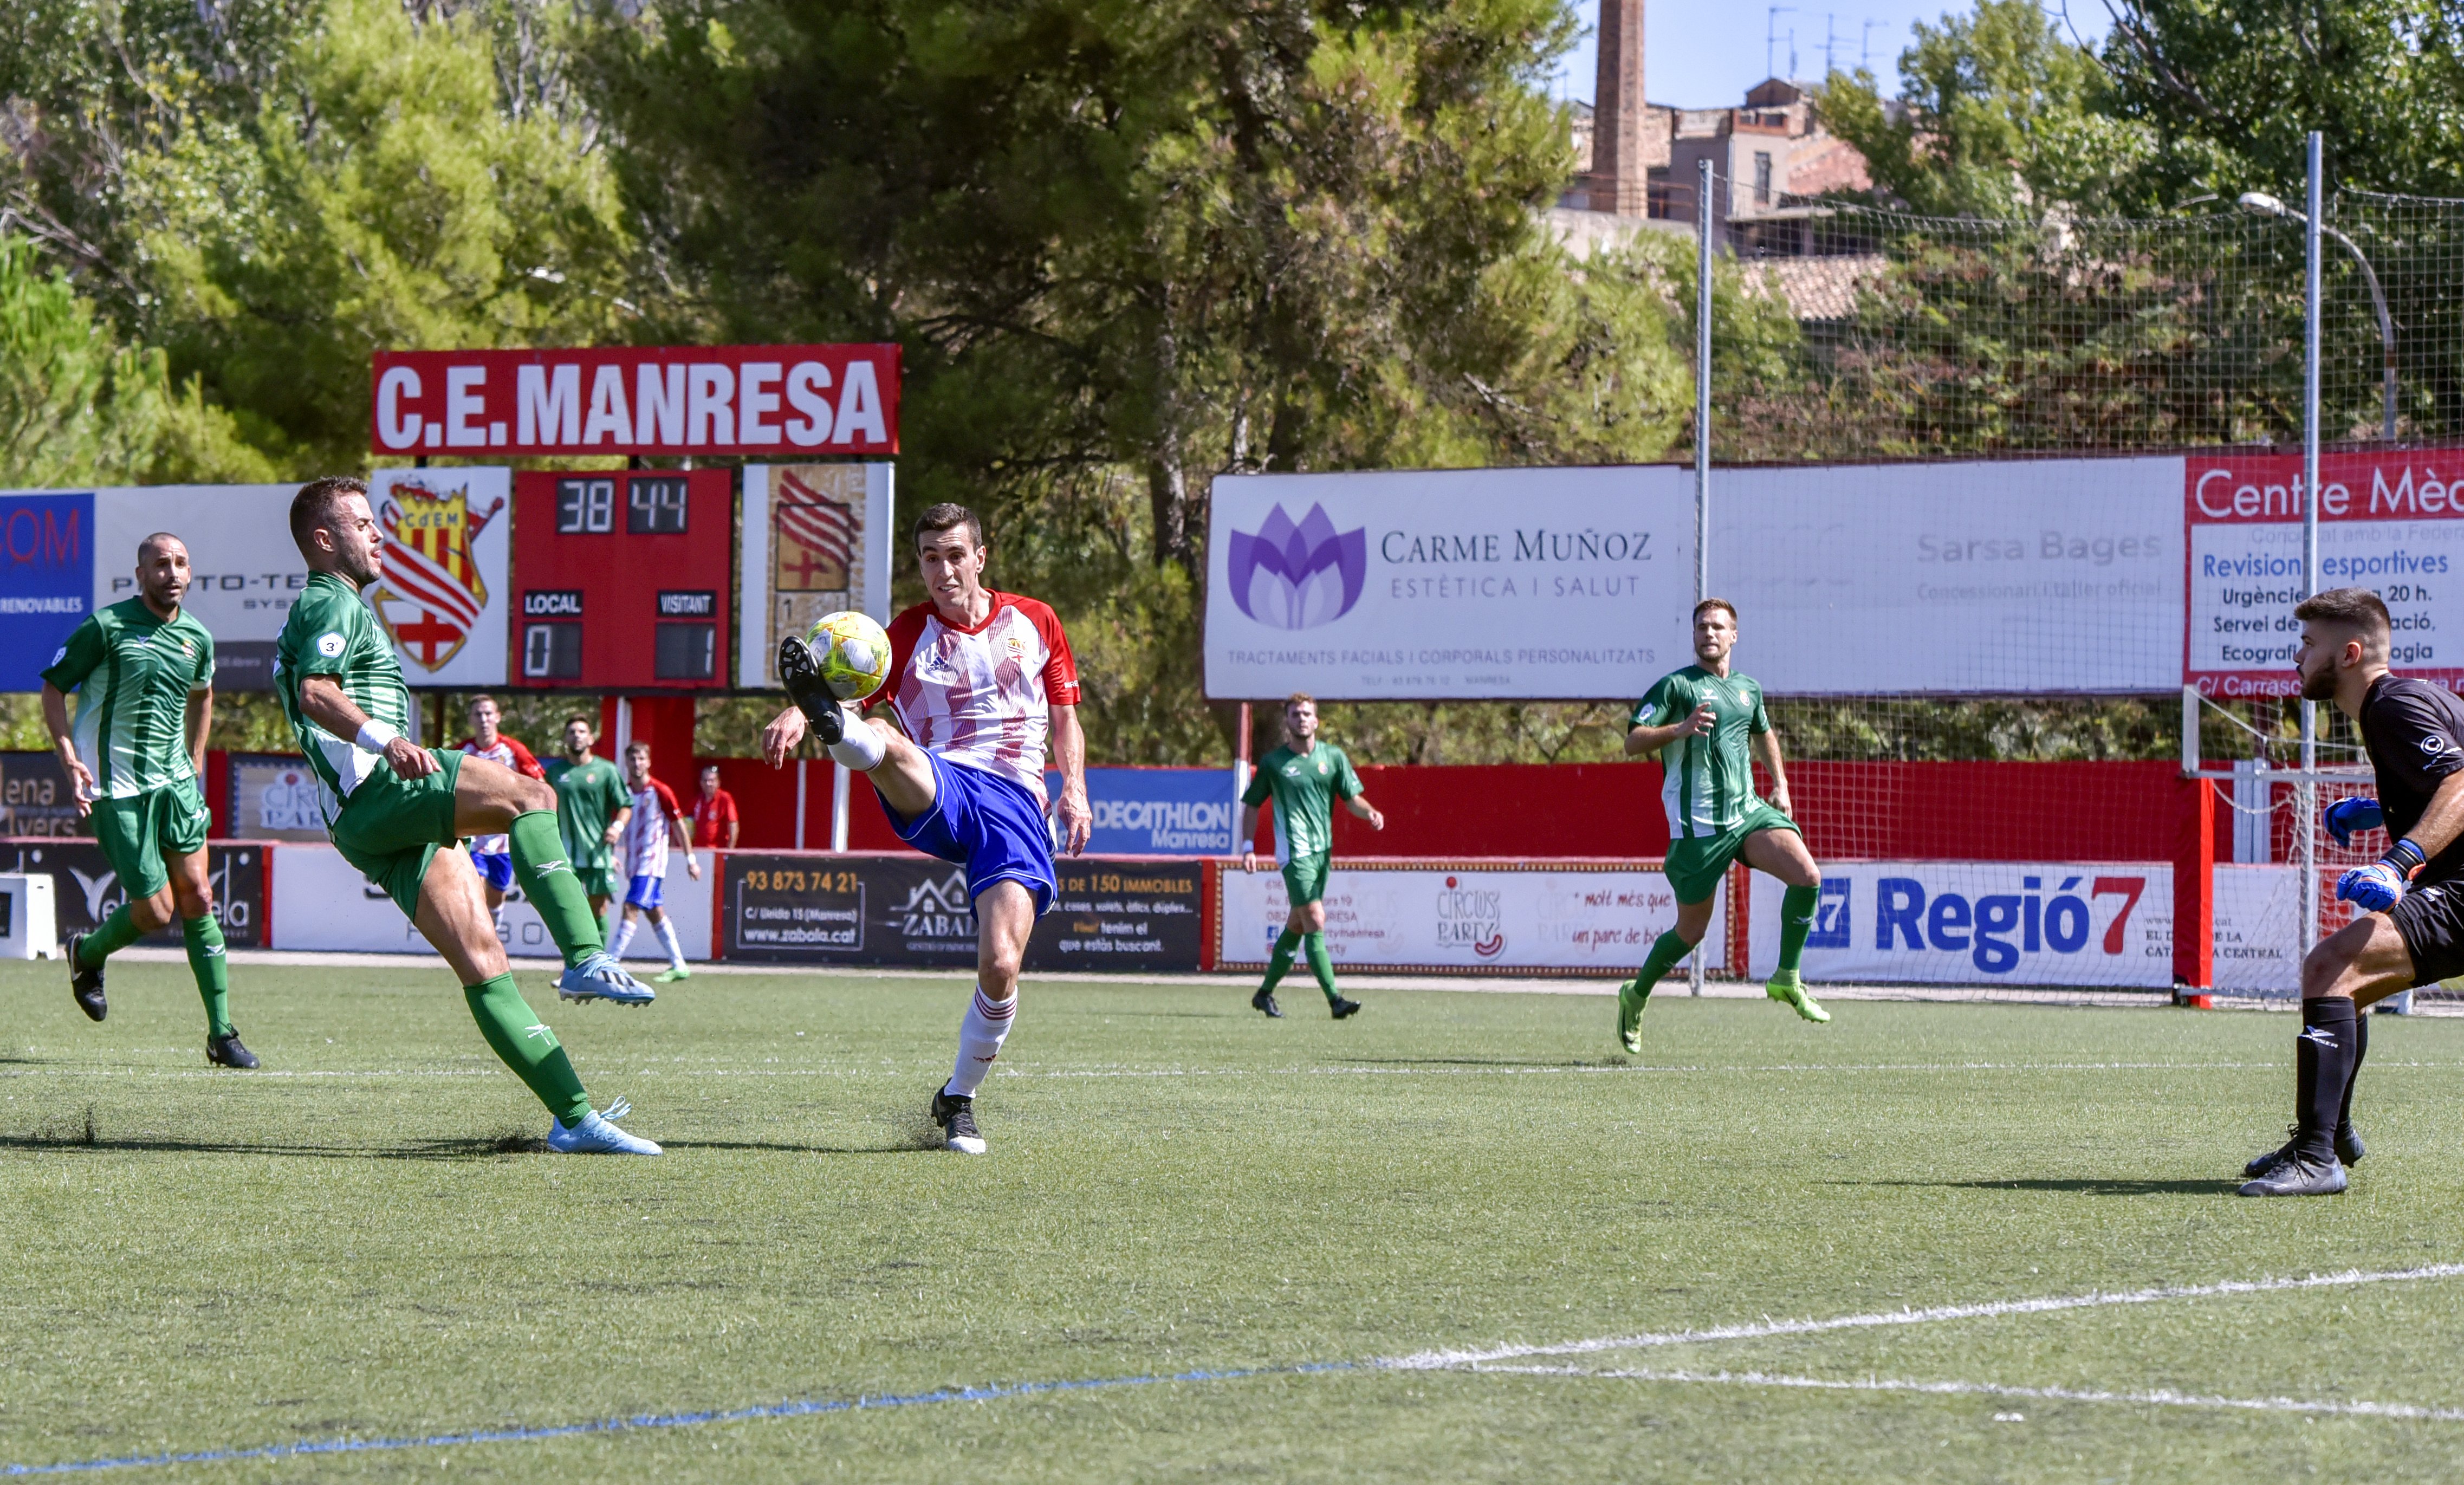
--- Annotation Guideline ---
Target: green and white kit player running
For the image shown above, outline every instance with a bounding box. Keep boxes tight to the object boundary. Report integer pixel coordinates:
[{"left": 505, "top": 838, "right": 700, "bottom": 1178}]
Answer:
[
  {"left": 543, "top": 715, "right": 630, "bottom": 935},
  {"left": 1239, "top": 693, "right": 1385, "bottom": 1019},
  {"left": 1619, "top": 599, "right": 1828, "bottom": 1050},
  {"left": 40, "top": 533, "right": 254, "bottom": 1068},
  {"left": 272, "top": 477, "right": 659, "bottom": 1155}
]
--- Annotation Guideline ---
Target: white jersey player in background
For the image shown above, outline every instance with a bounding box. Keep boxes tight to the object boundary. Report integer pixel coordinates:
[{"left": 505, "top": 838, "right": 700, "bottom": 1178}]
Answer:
[
  {"left": 609, "top": 739, "right": 699, "bottom": 982},
  {"left": 763, "top": 501, "right": 1092, "bottom": 1154},
  {"left": 453, "top": 694, "right": 546, "bottom": 918}
]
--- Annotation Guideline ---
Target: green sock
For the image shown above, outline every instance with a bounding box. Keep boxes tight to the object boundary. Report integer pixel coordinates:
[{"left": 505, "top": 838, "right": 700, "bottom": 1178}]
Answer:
[
  {"left": 77, "top": 903, "right": 144, "bottom": 967},
  {"left": 1262, "top": 930, "right": 1300, "bottom": 992},
  {"left": 1633, "top": 928, "right": 1693, "bottom": 993},
  {"left": 1779, "top": 884, "right": 1821, "bottom": 975},
  {"left": 183, "top": 916, "right": 232, "bottom": 1038},
  {"left": 463, "top": 974, "right": 591, "bottom": 1126},
  {"left": 508, "top": 810, "right": 604, "bottom": 968},
  {"left": 1304, "top": 932, "right": 1339, "bottom": 1003}
]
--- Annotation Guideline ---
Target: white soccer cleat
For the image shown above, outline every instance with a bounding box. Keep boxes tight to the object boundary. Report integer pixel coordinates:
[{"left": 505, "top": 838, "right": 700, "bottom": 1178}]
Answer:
[
  {"left": 556, "top": 951, "right": 656, "bottom": 1006},
  {"left": 548, "top": 1098, "right": 662, "bottom": 1155}
]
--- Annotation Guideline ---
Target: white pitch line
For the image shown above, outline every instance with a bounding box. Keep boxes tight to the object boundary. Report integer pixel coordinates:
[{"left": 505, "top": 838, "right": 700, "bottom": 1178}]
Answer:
[
  {"left": 1454, "top": 1364, "right": 2464, "bottom": 1422},
  {"left": 1381, "top": 1262, "right": 2464, "bottom": 1370}
]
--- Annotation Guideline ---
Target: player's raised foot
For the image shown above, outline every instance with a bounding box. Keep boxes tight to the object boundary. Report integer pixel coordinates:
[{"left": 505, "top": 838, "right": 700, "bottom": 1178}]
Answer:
[
  {"left": 1617, "top": 976, "right": 1650, "bottom": 1054},
  {"left": 556, "top": 952, "right": 656, "bottom": 1006},
  {"left": 1330, "top": 996, "right": 1363, "bottom": 1020},
  {"left": 1765, "top": 969, "right": 1830, "bottom": 1024},
  {"left": 2237, "top": 1146, "right": 2346, "bottom": 1197},
  {"left": 653, "top": 965, "right": 692, "bottom": 983},
  {"left": 1251, "top": 987, "right": 1283, "bottom": 1019},
  {"left": 2246, "top": 1123, "right": 2366, "bottom": 1178},
  {"left": 548, "top": 1097, "right": 662, "bottom": 1156},
  {"left": 931, "top": 1088, "right": 987, "bottom": 1154},
  {"left": 777, "top": 636, "right": 844, "bottom": 741},
  {"left": 205, "top": 1033, "right": 259, "bottom": 1069},
  {"left": 66, "top": 933, "right": 106, "bottom": 1022}
]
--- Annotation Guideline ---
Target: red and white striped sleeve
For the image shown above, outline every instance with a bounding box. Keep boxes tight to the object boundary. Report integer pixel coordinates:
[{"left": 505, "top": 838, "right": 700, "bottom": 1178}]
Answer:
[{"left": 1011, "top": 595, "right": 1080, "bottom": 706}]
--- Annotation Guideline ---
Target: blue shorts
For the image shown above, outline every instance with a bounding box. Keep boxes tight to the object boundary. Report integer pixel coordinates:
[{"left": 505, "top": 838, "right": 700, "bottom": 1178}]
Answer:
[
  {"left": 471, "top": 850, "right": 515, "bottom": 892},
  {"left": 883, "top": 752, "right": 1056, "bottom": 915},
  {"left": 626, "top": 872, "right": 665, "bottom": 911}
]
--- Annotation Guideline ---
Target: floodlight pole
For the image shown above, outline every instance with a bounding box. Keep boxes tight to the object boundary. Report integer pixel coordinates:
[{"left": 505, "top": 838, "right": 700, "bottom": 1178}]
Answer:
[
  {"left": 1693, "top": 156, "right": 1715, "bottom": 997},
  {"left": 2300, "top": 130, "right": 2323, "bottom": 958}
]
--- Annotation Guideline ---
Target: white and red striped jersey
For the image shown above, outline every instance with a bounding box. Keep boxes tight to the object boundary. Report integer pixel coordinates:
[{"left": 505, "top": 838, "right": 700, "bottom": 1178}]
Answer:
[
  {"left": 619, "top": 777, "right": 685, "bottom": 880},
  {"left": 871, "top": 591, "right": 1081, "bottom": 802},
  {"left": 455, "top": 733, "right": 544, "bottom": 855}
]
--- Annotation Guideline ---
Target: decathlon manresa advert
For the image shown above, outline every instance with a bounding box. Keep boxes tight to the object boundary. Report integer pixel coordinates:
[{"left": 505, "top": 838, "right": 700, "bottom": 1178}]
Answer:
[
  {"left": 1204, "top": 466, "right": 1697, "bottom": 700},
  {"left": 2184, "top": 447, "right": 2464, "bottom": 698}
]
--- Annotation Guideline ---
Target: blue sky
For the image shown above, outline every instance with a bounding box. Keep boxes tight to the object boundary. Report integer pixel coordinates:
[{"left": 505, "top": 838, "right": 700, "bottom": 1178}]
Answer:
[{"left": 1547, "top": 0, "right": 2111, "bottom": 109}]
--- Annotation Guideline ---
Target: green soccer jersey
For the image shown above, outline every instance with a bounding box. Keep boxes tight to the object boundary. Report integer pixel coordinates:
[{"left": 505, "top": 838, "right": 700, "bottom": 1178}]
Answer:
[
  {"left": 1629, "top": 665, "right": 1772, "bottom": 841},
  {"left": 545, "top": 755, "right": 627, "bottom": 871},
  {"left": 1242, "top": 742, "right": 1361, "bottom": 866},
  {"left": 273, "top": 571, "right": 412, "bottom": 823},
  {"left": 40, "top": 598, "right": 216, "bottom": 800}
]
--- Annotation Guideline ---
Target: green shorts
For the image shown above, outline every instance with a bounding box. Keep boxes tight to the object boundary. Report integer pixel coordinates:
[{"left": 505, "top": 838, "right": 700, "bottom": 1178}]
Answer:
[
  {"left": 329, "top": 748, "right": 463, "bottom": 919},
  {"left": 573, "top": 865, "right": 617, "bottom": 900},
  {"left": 1664, "top": 801, "right": 1799, "bottom": 905},
  {"left": 90, "top": 780, "right": 212, "bottom": 899},
  {"left": 1281, "top": 852, "right": 1331, "bottom": 906}
]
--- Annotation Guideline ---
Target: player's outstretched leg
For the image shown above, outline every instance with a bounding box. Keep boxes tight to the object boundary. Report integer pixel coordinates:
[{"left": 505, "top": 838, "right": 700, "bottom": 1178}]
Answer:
[
  {"left": 459, "top": 758, "right": 648, "bottom": 1006},
  {"left": 414, "top": 847, "right": 657, "bottom": 1155}
]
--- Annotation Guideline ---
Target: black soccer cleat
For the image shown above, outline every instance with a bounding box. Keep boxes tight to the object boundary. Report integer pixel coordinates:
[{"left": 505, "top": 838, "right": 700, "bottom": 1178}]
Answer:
[
  {"left": 2238, "top": 1147, "right": 2348, "bottom": 1197},
  {"left": 777, "top": 635, "right": 843, "bottom": 743},
  {"left": 205, "top": 1033, "right": 260, "bottom": 1070},
  {"left": 1329, "top": 996, "right": 1362, "bottom": 1020},
  {"left": 66, "top": 932, "right": 106, "bottom": 1022},
  {"left": 1252, "top": 987, "right": 1283, "bottom": 1019},
  {"left": 2245, "top": 1123, "right": 2366, "bottom": 1177},
  {"left": 930, "top": 1087, "right": 986, "bottom": 1154}
]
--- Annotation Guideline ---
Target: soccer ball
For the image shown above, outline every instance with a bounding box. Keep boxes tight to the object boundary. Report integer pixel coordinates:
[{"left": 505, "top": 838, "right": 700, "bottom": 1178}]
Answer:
[{"left": 805, "top": 610, "right": 893, "bottom": 701}]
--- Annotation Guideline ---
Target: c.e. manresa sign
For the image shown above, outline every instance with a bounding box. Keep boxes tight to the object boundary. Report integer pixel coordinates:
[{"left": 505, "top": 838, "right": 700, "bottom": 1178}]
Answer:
[{"left": 1204, "top": 467, "right": 1697, "bottom": 701}]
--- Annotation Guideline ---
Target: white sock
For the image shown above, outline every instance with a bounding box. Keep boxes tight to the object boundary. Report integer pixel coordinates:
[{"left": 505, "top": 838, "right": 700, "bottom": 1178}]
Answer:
[
  {"left": 609, "top": 917, "right": 638, "bottom": 959},
  {"left": 942, "top": 985, "right": 1015, "bottom": 1098},
  {"left": 654, "top": 917, "right": 685, "bottom": 971},
  {"left": 827, "top": 706, "right": 886, "bottom": 770}
]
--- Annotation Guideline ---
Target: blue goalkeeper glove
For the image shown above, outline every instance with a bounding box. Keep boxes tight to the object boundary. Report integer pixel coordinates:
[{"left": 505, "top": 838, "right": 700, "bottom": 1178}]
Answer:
[
  {"left": 2337, "top": 837, "right": 2428, "bottom": 913},
  {"left": 2323, "top": 796, "right": 2384, "bottom": 850}
]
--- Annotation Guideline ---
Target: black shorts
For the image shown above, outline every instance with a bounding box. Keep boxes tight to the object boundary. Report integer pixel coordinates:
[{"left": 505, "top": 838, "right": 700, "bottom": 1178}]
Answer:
[{"left": 2389, "top": 877, "right": 2464, "bottom": 985}]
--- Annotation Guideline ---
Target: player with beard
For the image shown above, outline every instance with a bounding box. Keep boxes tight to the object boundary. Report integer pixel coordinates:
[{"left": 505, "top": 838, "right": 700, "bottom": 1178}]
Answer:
[
  {"left": 273, "top": 477, "right": 658, "bottom": 1154},
  {"left": 2239, "top": 587, "right": 2464, "bottom": 1197},
  {"left": 761, "top": 502, "right": 1092, "bottom": 1155}
]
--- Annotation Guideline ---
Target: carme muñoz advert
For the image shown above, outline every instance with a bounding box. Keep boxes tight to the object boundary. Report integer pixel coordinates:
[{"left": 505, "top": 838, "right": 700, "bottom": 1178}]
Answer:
[{"left": 2186, "top": 448, "right": 2464, "bottom": 697}]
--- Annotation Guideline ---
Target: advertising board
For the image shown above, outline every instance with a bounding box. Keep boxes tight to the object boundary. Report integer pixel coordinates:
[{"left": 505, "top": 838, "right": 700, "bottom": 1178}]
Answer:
[
  {"left": 0, "top": 491, "right": 94, "bottom": 692},
  {"left": 0, "top": 836, "right": 267, "bottom": 947},
  {"left": 225, "top": 755, "right": 336, "bottom": 842},
  {"left": 1055, "top": 768, "right": 1236, "bottom": 858},
  {"left": 737, "top": 463, "right": 895, "bottom": 688},
  {"left": 1744, "top": 861, "right": 2173, "bottom": 988},
  {"left": 721, "top": 853, "right": 1202, "bottom": 971},
  {"left": 1718, "top": 456, "right": 2185, "bottom": 693},
  {"left": 1203, "top": 466, "right": 1697, "bottom": 700},
  {"left": 371, "top": 346, "right": 900, "bottom": 458},
  {"left": 1215, "top": 859, "right": 1722, "bottom": 975},
  {"left": 92, "top": 483, "right": 296, "bottom": 689},
  {"left": 2185, "top": 447, "right": 2464, "bottom": 697},
  {"left": 270, "top": 842, "right": 710, "bottom": 959},
  {"left": 0, "top": 751, "right": 85, "bottom": 837}
]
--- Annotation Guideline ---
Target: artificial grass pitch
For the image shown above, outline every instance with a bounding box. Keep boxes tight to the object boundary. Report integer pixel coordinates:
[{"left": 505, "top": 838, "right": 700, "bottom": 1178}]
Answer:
[{"left": 8, "top": 961, "right": 2464, "bottom": 1481}]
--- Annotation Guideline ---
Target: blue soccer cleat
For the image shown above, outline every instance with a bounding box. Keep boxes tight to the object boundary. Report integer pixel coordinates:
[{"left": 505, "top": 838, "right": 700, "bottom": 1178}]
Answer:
[{"left": 556, "top": 951, "right": 656, "bottom": 1006}]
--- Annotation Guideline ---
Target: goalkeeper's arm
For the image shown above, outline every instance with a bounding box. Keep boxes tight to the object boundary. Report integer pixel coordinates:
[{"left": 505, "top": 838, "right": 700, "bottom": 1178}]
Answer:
[{"left": 2338, "top": 771, "right": 2464, "bottom": 910}]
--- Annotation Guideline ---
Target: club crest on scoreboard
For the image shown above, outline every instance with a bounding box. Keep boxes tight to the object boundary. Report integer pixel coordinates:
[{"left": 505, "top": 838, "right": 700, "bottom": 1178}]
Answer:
[{"left": 368, "top": 474, "right": 507, "bottom": 675}]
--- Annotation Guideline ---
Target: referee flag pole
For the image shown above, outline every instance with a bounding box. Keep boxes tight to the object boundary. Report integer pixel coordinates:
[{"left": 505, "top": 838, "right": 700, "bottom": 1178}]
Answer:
[
  {"left": 1691, "top": 156, "right": 1714, "bottom": 999},
  {"left": 2299, "top": 130, "right": 2323, "bottom": 959}
]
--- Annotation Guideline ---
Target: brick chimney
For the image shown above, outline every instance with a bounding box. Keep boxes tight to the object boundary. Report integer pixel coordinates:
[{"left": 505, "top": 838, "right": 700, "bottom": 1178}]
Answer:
[{"left": 1586, "top": 0, "right": 1645, "bottom": 213}]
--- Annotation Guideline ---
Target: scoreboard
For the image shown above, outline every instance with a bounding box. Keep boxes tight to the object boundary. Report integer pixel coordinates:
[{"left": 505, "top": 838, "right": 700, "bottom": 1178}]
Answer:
[{"left": 509, "top": 468, "right": 733, "bottom": 690}]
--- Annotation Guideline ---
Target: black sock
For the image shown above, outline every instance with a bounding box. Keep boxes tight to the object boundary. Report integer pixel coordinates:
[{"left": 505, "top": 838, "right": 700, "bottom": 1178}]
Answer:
[
  {"left": 2337, "top": 1010, "right": 2369, "bottom": 1136},
  {"left": 2296, "top": 998, "right": 2358, "bottom": 1158}
]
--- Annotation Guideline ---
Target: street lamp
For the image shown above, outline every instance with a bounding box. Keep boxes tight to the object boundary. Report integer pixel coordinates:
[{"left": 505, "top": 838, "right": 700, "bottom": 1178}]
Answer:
[{"left": 2240, "top": 191, "right": 2397, "bottom": 442}]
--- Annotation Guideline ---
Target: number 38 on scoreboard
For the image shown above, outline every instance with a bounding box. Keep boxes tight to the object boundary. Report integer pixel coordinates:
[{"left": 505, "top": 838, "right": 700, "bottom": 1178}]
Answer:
[{"left": 510, "top": 468, "right": 732, "bottom": 690}]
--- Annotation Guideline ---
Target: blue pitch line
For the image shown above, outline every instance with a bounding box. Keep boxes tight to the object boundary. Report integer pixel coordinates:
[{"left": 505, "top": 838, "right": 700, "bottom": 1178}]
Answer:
[{"left": 1, "top": 1363, "right": 1360, "bottom": 1476}]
